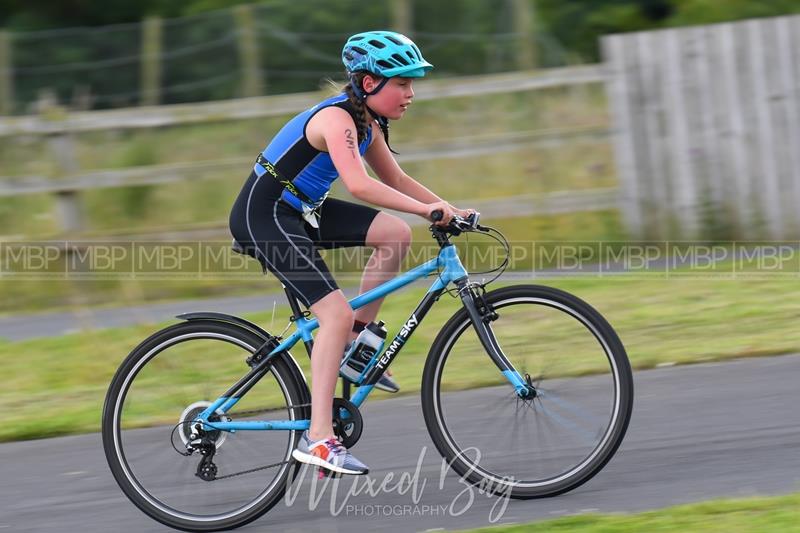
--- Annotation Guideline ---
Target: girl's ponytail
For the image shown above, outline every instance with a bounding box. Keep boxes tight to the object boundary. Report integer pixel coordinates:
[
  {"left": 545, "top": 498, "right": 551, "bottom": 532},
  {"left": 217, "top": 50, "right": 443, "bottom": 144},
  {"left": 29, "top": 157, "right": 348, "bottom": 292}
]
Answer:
[
  {"left": 343, "top": 72, "right": 397, "bottom": 153},
  {"left": 343, "top": 72, "right": 370, "bottom": 145}
]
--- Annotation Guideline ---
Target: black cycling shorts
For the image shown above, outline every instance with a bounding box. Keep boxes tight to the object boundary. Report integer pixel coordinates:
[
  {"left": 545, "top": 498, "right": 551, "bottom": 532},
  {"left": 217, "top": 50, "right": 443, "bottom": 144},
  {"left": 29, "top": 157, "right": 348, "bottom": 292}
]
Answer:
[{"left": 229, "top": 170, "right": 380, "bottom": 308}]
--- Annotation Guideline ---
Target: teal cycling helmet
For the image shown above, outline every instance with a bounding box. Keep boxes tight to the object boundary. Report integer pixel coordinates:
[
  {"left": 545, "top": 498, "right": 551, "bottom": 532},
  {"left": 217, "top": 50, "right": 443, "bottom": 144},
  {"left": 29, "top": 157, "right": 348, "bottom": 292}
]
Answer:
[
  {"left": 342, "top": 30, "right": 431, "bottom": 147},
  {"left": 342, "top": 31, "right": 433, "bottom": 100}
]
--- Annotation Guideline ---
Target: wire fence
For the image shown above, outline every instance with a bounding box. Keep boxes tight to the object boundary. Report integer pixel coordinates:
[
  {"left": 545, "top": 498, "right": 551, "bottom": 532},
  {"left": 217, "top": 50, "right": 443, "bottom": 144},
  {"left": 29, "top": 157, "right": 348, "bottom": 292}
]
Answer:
[{"left": 0, "top": 1, "right": 582, "bottom": 114}]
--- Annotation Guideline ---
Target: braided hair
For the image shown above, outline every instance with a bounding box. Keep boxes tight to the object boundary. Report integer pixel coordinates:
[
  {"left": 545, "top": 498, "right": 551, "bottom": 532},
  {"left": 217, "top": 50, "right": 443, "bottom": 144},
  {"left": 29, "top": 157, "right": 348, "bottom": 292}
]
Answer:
[
  {"left": 343, "top": 72, "right": 370, "bottom": 144},
  {"left": 343, "top": 71, "right": 397, "bottom": 154}
]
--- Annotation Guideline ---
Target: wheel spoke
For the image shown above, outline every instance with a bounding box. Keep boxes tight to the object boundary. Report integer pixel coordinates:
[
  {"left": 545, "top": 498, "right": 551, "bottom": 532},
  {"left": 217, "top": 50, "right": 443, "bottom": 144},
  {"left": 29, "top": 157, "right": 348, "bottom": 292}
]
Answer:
[
  {"left": 529, "top": 399, "right": 598, "bottom": 445},
  {"left": 103, "top": 321, "right": 302, "bottom": 529},
  {"left": 538, "top": 388, "right": 607, "bottom": 427},
  {"left": 424, "top": 286, "right": 632, "bottom": 497}
]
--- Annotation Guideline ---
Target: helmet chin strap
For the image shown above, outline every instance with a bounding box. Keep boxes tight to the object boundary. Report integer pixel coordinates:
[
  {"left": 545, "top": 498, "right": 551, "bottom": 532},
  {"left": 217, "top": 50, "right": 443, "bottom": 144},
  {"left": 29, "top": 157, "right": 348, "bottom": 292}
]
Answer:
[
  {"left": 349, "top": 73, "right": 390, "bottom": 102},
  {"left": 366, "top": 106, "right": 398, "bottom": 155},
  {"left": 366, "top": 106, "right": 388, "bottom": 129},
  {"left": 348, "top": 72, "right": 397, "bottom": 154}
]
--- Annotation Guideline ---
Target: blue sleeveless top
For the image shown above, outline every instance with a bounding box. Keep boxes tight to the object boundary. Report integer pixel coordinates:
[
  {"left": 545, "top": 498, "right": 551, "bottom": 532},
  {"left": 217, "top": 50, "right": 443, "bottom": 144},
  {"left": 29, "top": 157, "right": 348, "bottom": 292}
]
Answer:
[{"left": 254, "top": 93, "right": 373, "bottom": 211}]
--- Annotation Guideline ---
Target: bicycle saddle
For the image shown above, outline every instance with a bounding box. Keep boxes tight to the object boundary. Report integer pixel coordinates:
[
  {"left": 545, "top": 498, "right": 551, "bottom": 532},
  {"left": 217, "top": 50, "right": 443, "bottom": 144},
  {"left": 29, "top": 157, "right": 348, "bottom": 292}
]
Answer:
[{"left": 231, "top": 239, "right": 258, "bottom": 260}]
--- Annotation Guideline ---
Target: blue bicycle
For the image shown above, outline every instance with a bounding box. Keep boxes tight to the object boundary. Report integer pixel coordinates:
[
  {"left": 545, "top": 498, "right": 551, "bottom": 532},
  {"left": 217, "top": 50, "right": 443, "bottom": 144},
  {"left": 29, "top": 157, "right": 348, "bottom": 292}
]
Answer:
[{"left": 102, "top": 213, "right": 633, "bottom": 531}]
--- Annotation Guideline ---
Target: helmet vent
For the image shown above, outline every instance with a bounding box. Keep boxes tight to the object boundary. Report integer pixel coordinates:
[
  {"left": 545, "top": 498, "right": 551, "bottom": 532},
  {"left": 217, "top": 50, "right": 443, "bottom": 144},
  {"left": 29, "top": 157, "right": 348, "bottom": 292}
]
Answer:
[
  {"left": 406, "top": 51, "right": 415, "bottom": 62},
  {"left": 350, "top": 36, "right": 364, "bottom": 41},
  {"left": 391, "top": 53, "right": 410, "bottom": 66},
  {"left": 384, "top": 35, "right": 403, "bottom": 46},
  {"left": 369, "top": 39, "right": 386, "bottom": 49},
  {"left": 351, "top": 46, "right": 368, "bottom": 56},
  {"left": 376, "top": 59, "right": 394, "bottom": 69}
]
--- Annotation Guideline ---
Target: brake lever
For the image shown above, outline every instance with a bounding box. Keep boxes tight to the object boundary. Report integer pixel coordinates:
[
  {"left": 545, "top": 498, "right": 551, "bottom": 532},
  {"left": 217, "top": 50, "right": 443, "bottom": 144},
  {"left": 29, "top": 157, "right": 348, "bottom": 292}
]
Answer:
[
  {"left": 453, "top": 212, "right": 481, "bottom": 232},
  {"left": 431, "top": 211, "right": 481, "bottom": 234}
]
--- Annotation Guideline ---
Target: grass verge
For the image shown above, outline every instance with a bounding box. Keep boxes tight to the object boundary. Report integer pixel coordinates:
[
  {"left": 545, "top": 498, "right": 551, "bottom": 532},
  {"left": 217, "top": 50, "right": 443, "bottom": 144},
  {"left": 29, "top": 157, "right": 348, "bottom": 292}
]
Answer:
[
  {"left": 2, "top": 273, "right": 800, "bottom": 441},
  {"left": 464, "top": 492, "right": 800, "bottom": 532}
]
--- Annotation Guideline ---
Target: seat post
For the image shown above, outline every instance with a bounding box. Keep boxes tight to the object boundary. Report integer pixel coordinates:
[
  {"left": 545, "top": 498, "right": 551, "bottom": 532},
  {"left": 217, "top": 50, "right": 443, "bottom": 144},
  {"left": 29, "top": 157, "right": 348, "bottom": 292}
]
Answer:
[
  {"left": 342, "top": 379, "right": 351, "bottom": 401},
  {"left": 284, "top": 286, "right": 304, "bottom": 320},
  {"left": 283, "top": 286, "right": 317, "bottom": 360}
]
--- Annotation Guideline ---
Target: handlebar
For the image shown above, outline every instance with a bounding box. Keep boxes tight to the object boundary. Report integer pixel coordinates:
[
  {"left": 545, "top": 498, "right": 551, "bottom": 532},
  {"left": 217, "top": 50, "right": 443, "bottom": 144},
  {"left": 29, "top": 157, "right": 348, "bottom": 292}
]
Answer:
[{"left": 429, "top": 210, "right": 482, "bottom": 235}]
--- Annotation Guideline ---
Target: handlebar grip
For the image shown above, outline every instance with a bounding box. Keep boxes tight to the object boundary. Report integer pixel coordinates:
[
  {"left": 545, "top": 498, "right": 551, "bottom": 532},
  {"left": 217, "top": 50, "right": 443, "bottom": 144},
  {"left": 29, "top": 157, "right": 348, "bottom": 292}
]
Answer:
[{"left": 431, "top": 209, "right": 444, "bottom": 222}]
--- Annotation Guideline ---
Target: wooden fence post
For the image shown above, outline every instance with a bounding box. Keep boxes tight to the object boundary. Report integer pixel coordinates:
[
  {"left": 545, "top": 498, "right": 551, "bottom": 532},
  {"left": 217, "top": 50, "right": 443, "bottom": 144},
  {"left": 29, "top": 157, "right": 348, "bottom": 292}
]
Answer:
[
  {"left": 0, "top": 31, "right": 12, "bottom": 115},
  {"left": 51, "top": 134, "right": 84, "bottom": 235},
  {"left": 234, "top": 4, "right": 264, "bottom": 97},
  {"left": 511, "top": 0, "right": 537, "bottom": 70},
  {"left": 140, "top": 16, "right": 162, "bottom": 106},
  {"left": 38, "top": 92, "right": 85, "bottom": 234},
  {"left": 391, "top": 0, "right": 413, "bottom": 36}
]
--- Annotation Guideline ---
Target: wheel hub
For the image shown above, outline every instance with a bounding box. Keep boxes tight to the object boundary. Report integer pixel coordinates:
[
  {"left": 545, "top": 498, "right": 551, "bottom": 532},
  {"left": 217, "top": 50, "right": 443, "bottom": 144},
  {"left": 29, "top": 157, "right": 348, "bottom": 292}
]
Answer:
[
  {"left": 517, "top": 373, "right": 538, "bottom": 399},
  {"left": 178, "top": 401, "right": 231, "bottom": 449}
]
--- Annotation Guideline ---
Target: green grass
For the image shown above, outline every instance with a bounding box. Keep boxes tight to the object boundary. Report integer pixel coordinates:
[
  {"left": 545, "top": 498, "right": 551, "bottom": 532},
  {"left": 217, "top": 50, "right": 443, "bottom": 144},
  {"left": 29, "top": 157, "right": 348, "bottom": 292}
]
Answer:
[
  {"left": 0, "top": 85, "right": 612, "bottom": 238},
  {"left": 463, "top": 492, "right": 800, "bottom": 532},
  {"left": 2, "top": 272, "right": 800, "bottom": 442}
]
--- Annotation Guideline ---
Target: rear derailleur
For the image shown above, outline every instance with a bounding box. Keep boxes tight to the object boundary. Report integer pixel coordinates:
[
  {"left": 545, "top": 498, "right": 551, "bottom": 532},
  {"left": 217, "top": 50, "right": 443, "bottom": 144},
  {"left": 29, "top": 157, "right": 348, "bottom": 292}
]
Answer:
[{"left": 186, "top": 425, "right": 220, "bottom": 481}]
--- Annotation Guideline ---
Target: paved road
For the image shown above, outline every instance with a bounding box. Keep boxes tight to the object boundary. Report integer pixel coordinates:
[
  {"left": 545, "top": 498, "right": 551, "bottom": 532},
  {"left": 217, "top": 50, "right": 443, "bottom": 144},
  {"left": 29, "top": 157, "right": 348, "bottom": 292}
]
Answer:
[
  {"left": 0, "top": 291, "right": 295, "bottom": 341},
  {"left": 0, "top": 275, "right": 513, "bottom": 341},
  {"left": 1, "top": 354, "right": 799, "bottom": 532},
  {"left": 0, "top": 282, "right": 424, "bottom": 341}
]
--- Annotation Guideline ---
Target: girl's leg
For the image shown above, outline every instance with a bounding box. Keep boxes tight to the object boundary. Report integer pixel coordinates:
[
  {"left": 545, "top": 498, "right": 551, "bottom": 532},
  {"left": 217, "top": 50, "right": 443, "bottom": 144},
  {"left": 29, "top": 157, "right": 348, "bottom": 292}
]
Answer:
[
  {"left": 308, "top": 289, "right": 355, "bottom": 441},
  {"left": 353, "top": 211, "right": 412, "bottom": 332}
]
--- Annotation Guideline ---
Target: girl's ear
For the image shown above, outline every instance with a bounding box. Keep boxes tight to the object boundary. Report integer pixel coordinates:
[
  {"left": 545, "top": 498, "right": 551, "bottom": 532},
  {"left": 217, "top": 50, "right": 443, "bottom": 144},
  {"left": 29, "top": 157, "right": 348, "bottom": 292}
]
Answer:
[{"left": 362, "top": 74, "right": 378, "bottom": 93}]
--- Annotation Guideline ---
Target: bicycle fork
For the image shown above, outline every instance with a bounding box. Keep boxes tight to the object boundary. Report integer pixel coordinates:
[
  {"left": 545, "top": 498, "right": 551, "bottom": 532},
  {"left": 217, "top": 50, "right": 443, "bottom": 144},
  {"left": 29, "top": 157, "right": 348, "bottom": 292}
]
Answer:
[{"left": 455, "top": 279, "right": 535, "bottom": 399}]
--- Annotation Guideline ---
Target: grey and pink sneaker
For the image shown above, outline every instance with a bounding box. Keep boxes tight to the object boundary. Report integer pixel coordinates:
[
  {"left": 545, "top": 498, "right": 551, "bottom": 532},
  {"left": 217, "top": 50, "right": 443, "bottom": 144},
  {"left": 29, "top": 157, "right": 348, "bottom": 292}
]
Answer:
[
  {"left": 291, "top": 431, "right": 369, "bottom": 475},
  {"left": 375, "top": 372, "right": 400, "bottom": 393}
]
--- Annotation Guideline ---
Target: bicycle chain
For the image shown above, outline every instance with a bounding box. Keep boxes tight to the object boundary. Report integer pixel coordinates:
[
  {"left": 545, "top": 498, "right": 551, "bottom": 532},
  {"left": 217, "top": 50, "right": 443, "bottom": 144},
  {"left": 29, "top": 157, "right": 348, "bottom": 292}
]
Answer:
[{"left": 212, "top": 459, "right": 293, "bottom": 480}]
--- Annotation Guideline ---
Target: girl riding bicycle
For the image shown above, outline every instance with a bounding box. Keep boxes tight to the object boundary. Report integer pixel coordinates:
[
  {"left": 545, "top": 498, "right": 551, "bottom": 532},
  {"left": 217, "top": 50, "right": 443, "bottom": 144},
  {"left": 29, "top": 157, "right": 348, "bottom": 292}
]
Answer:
[{"left": 229, "top": 31, "right": 475, "bottom": 475}]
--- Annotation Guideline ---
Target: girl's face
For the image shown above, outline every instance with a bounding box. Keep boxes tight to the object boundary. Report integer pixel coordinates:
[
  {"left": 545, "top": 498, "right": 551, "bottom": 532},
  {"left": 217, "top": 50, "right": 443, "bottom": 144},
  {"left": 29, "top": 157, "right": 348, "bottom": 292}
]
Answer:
[{"left": 363, "top": 76, "right": 415, "bottom": 120}]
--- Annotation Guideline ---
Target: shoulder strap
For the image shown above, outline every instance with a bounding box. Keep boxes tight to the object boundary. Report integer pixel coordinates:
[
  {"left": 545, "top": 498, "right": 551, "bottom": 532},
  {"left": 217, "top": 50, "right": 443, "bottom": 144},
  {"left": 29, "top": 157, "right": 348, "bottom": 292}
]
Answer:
[{"left": 329, "top": 96, "right": 361, "bottom": 131}]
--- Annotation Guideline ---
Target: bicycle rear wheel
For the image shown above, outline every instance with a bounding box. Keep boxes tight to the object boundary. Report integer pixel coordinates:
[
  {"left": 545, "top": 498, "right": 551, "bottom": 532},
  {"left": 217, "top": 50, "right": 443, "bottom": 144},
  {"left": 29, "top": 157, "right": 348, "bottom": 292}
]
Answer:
[
  {"left": 102, "top": 320, "right": 307, "bottom": 532},
  {"left": 422, "top": 284, "right": 633, "bottom": 499}
]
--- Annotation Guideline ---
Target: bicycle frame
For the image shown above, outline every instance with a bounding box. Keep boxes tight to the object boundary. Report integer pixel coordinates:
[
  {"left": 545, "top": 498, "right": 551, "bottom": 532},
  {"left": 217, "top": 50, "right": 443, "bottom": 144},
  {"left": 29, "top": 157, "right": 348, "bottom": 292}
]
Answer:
[{"left": 196, "top": 242, "right": 529, "bottom": 432}]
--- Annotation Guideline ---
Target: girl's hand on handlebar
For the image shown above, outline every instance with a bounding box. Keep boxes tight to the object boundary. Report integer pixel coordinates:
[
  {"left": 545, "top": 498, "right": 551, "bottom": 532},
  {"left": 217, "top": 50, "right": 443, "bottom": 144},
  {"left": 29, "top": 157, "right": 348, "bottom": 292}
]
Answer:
[
  {"left": 449, "top": 204, "right": 477, "bottom": 219},
  {"left": 424, "top": 201, "right": 456, "bottom": 225}
]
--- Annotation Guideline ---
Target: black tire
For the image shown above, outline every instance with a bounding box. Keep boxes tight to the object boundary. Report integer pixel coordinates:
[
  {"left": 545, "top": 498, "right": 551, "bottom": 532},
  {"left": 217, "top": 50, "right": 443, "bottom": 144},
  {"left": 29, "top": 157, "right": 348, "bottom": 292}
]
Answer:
[
  {"left": 421, "top": 284, "right": 633, "bottom": 499},
  {"left": 102, "top": 320, "right": 308, "bottom": 531}
]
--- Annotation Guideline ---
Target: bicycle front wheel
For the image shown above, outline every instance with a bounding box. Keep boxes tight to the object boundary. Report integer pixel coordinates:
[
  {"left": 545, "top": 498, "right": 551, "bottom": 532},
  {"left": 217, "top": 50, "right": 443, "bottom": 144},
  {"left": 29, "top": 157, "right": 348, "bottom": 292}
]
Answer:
[
  {"left": 102, "top": 319, "right": 307, "bottom": 532},
  {"left": 422, "top": 284, "right": 633, "bottom": 499}
]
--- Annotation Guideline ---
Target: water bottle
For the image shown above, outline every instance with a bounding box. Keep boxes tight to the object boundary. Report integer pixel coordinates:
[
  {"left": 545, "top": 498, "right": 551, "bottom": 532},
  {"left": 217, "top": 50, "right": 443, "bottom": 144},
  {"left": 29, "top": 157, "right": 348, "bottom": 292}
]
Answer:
[{"left": 339, "top": 320, "right": 388, "bottom": 384}]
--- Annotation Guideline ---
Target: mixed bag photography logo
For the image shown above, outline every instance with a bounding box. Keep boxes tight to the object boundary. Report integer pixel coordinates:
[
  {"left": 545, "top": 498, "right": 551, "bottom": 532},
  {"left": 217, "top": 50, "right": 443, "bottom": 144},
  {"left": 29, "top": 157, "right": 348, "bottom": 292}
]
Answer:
[{"left": 284, "top": 445, "right": 514, "bottom": 523}]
